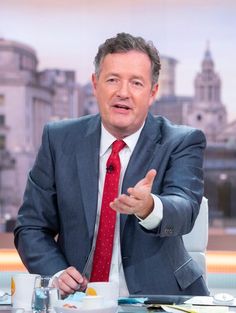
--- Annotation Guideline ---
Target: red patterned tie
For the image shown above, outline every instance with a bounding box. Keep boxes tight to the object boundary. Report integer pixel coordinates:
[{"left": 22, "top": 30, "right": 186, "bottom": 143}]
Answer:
[{"left": 90, "top": 140, "right": 126, "bottom": 282}]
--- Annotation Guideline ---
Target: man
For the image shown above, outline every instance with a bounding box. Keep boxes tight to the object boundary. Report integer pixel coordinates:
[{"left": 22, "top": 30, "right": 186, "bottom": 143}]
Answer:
[{"left": 14, "top": 33, "right": 209, "bottom": 296}]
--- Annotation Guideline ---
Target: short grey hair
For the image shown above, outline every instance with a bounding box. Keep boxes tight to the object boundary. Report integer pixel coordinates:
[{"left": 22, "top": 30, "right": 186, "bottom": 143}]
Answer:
[{"left": 94, "top": 32, "right": 161, "bottom": 86}]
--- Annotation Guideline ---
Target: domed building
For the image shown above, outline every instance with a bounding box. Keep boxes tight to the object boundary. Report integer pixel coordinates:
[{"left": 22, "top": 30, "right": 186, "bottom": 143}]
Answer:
[
  {"left": 0, "top": 38, "right": 77, "bottom": 222},
  {"left": 186, "top": 46, "right": 228, "bottom": 142}
]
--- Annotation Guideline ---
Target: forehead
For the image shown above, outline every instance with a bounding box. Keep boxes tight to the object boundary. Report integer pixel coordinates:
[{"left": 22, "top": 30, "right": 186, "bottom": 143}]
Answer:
[{"left": 99, "top": 51, "right": 152, "bottom": 75}]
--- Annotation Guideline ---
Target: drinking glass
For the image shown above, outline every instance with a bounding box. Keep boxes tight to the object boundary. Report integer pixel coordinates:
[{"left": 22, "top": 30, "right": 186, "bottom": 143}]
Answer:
[
  {"left": 32, "top": 276, "right": 60, "bottom": 313},
  {"left": 34, "top": 276, "right": 59, "bottom": 288}
]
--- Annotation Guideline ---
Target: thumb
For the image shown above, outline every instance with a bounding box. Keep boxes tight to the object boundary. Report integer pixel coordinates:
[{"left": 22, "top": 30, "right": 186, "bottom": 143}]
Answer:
[
  {"left": 145, "top": 169, "right": 157, "bottom": 186},
  {"left": 133, "top": 169, "right": 157, "bottom": 189}
]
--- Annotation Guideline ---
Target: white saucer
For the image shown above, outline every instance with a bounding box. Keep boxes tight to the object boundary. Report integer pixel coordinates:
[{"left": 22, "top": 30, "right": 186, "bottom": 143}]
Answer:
[
  {"left": 54, "top": 299, "right": 118, "bottom": 313},
  {"left": 213, "top": 293, "right": 234, "bottom": 305}
]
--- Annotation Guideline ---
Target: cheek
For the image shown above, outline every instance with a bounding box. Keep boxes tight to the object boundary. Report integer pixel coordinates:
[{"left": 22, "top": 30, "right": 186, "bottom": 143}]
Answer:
[
  {"left": 136, "top": 96, "right": 152, "bottom": 111},
  {"left": 97, "top": 89, "right": 112, "bottom": 104}
]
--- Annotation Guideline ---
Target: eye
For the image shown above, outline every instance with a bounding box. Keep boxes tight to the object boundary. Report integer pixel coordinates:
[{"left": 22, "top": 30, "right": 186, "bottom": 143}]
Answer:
[
  {"left": 106, "top": 77, "right": 119, "bottom": 84},
  {"left": 132, "top": 80, "right": 144, "bottom": 87}
]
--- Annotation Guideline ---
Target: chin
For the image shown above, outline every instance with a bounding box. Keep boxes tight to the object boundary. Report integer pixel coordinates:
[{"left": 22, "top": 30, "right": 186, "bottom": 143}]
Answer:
[
  {"left": 114, "top": 125, "right": 137, "bottom": 138},
  {"left": 113, "top": 121, "right": 131, "bottom": 130}
]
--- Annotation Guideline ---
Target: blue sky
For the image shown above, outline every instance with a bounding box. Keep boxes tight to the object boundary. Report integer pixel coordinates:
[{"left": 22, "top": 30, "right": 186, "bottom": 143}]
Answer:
[{"left": 0, "top": 0, "right": 236, "bottom": 120}]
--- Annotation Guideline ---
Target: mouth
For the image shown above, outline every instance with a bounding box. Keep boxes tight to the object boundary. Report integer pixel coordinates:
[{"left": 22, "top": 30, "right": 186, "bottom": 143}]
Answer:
[{"left": 112, "top": 103, "right": 131, "bottom": 111}]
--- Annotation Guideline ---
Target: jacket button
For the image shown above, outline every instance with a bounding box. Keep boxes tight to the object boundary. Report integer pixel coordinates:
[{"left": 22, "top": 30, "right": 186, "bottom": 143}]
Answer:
[{"left": 165, "top": 227, "right": 173, "bottom": 234}]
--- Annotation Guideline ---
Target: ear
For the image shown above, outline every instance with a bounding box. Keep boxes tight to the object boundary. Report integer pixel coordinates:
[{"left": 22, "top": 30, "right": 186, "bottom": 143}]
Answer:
[
  {"left": 91, "top": 73, "right": 97, "bottom": 94},
  {"left": 148, "top": 84, "right": 159, "bottom": 106},
  {"left": 151, "top": 83, "right": 159, "bottom": 97}
]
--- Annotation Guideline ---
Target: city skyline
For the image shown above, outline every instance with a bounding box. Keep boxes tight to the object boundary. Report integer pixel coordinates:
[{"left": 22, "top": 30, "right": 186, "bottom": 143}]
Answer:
[{"left": 0, "top": 0, "right": 236, "bottom": 120}]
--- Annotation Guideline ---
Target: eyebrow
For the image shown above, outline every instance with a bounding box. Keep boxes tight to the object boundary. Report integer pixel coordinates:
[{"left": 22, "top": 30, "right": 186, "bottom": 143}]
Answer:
[{"left": 105, "top": 73, "right": 145, "bottom": 81}]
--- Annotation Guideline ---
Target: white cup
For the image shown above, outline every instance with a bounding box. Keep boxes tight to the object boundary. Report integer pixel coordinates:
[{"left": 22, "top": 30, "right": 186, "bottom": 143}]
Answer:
[
  {"left": 82, "top": 295, "right": 104, "bottom": 309},
  {"left": 87, "top": 282, "right": 118, "bottom": 305},
  {"left": 11, "top": 273, "right": 40, "bottom": 310}
]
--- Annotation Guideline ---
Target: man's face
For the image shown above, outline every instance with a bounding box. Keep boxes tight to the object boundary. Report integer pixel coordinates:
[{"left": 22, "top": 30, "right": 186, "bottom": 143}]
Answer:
[{"left": 92, "top": 51, "right": 158, "bottom": 138}]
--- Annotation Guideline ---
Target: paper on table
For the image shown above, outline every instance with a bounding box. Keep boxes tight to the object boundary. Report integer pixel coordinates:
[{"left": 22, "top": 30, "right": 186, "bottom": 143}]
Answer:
[
  {"left": 161, "top": 304, "right": 229, "bottom": 313},
  {"left": 161, "top": 304, "right": 197, "bottom": 312},
  {"left": 185, "top": 296, "right": 215, "bottom": 305},
  {"left": 192, "top": 306, "right": 229, "bottom": 313},
  {"left": 185, "top": 296, "right": 236, "bottom": 306}
]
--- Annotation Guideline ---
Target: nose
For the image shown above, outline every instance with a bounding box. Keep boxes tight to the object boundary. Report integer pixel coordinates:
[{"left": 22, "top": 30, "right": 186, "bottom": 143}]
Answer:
[{"left": 116, "top": 81, "right": 130, "bottom": 99}]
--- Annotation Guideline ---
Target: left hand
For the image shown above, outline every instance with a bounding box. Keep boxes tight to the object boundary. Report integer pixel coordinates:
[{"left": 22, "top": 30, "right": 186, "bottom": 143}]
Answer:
[{"left": 110, "top": 169, "right": 157, "bottom": 219}]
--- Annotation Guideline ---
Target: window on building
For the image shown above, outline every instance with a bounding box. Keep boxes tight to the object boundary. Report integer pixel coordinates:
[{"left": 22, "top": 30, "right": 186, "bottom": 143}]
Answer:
[
  {"left": 208, "top": 85, "right": 213, "bottom": 101},
  {"left": 0, "top": 95, "right": 5, "bottom": 106},
  {"left": 197, "top": 114, "right": 202, "bottom": 121},
  {"left": 0, "top": 115, "right": 5, "bottom": 126},
  {"left": 0, "top": 135, "right": 6, "bottom": 149},
  {"left": 199, "top": 86, "right": 204, "bottom": 101},
  {"left": 20, "top": 54, "right": 35, "bottom": 71},
  {"left": 207, "top": 69, "right": 212, "bottom": 80},
  {"left": 215, "top": 86, "right": 219, "bottom": 101}
]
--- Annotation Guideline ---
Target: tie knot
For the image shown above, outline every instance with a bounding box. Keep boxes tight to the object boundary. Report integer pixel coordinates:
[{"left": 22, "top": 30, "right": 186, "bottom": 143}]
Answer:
[{"left": 112, "top": 140, "right": 126, "bottom": 153}]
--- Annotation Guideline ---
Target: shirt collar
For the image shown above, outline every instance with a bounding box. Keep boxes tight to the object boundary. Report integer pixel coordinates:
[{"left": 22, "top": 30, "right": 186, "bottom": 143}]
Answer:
[{"left": 100, "top": 123, "right": 145, "bottom": 157}]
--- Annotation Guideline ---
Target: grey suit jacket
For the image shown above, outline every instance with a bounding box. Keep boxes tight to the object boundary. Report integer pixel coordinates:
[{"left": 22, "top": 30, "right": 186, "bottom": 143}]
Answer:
[{"left": 14, "top": 113, "right": 209, "bottom": 295}]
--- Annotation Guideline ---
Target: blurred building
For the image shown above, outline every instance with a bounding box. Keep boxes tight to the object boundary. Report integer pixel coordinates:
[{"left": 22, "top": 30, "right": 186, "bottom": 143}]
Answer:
[
  {"left": 204, "top": 143, "right": 236, "bottom": 218},
  {"left": 216, "top": 120, "right": 236, "bottom": 144},
  {"left": 38, "top": 69, "right": 78, "bottom": 120},
  {"left": 186, "top": 47, "right": 228, "bottom": 142},
  {"left": 150, "top": 56, "right": 192, "bottom": 124},
  {"left": 0, "top": 149, "right": 16, "bottom": 231},
  {"left": 78, "top": 82, "right": 98, "bottom": 116},
  {"left": 156, "top": 56, "right": 178, "bottom": 99},
  {"left": 0, "top": 38, "right": 77, "bottom": 220},
  {"left": 151, "top": 48, "right": 229, "bottom": 144}
]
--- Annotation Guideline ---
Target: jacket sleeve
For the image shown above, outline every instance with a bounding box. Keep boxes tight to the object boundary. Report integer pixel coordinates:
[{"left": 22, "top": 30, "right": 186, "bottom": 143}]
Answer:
[
  {"left": 156, "top": 128, "right": 206, "bottom": 237},
  {"left": 14, "top": 123, "right": 69, "bottom": 275}
]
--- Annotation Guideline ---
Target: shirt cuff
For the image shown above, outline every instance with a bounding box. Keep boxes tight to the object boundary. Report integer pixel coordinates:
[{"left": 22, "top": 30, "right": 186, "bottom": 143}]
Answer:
[
  {"left": 50, "top": 269, "right": 65, "bottom": 285},
  {"left": 136, "top": 194, "right": 163, "bottom": 230}
]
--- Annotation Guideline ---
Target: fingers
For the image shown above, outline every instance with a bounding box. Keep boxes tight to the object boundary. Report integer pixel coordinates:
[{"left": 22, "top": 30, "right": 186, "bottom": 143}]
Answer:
[
  {"left": 58, "top": 266, "right": 88, "bottom": 296},
  {"left": 110, "top": 169, "right": 156, "bottom": 217},
  {"left": 79, "top": 276, "right": 88, "bottom": 291},
  {"left": 110, "top": 194, "right": 136, "bottom": 214}
]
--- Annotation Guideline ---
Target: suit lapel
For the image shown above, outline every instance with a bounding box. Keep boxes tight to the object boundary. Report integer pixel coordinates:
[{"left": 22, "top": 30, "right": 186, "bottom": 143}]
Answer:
[
  {"left": 76, "top": 115, "right": 101, "bottom": 239},
  {"left": 120, "top": 113, "right": 162, "bottom": 237}
]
